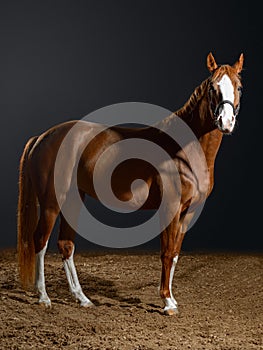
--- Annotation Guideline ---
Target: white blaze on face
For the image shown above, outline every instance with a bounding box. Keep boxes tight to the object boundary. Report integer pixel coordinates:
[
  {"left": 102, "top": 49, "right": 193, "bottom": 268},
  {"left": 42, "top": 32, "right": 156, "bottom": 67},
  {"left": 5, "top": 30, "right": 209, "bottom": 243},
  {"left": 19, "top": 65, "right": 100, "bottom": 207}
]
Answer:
[{"left": 217, "top": 74, "right": 235, "bottom": 132}]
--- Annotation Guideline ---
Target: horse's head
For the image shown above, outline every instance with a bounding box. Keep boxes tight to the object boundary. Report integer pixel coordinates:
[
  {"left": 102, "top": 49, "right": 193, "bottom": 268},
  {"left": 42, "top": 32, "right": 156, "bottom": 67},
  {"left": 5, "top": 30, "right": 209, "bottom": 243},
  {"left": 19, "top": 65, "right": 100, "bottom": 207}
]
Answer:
[{"left": 207, "top": 52, "right": 244, "bottom": 134}]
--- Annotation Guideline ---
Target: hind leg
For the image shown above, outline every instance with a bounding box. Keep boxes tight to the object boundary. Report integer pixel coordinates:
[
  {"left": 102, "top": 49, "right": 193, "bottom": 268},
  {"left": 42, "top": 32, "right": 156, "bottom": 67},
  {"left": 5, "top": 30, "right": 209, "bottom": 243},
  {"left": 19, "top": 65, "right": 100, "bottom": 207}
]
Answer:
[
  {"left": 58, "top": 195, "right": 94, "bottom": 307},
  {"left": 34, "top": 207, "right": 59, "bottom": 307}
]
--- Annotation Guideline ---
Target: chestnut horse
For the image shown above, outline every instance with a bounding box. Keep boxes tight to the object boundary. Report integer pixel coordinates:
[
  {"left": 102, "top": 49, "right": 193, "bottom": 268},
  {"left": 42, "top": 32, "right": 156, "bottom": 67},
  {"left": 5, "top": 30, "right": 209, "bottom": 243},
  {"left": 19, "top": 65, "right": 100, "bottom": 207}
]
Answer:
[{"left": 17, "top": 53, "right": 244, "bottom": 315}]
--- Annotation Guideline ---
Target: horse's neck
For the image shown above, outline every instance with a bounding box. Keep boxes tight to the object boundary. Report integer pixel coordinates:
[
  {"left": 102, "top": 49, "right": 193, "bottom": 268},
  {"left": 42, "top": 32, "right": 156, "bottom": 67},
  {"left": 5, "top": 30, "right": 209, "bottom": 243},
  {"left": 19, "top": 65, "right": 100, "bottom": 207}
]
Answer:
[{"left": 172, "top": 79, "right": 223, "bottom": 169}]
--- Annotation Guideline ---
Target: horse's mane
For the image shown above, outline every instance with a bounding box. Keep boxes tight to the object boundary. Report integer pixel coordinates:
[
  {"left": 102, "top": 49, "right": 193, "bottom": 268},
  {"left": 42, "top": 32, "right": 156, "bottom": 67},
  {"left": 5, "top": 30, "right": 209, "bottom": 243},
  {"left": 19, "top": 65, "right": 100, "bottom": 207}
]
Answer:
[
  {"left": 174, "top": 78, "right": 210, "bottom": 118},
  {"left": 158, "top": 78, "right": 210, "bottom": 128}
]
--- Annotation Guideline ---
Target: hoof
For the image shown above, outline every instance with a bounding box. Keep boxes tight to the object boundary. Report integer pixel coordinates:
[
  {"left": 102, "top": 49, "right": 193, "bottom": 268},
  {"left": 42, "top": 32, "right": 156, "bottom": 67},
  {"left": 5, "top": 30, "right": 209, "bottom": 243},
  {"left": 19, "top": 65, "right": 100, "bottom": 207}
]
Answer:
[
  {"left": 164, "top": 307, "right": 178, "bottom": 316},
  {"left": 163, "top": 297, "right": 178, "bottom": 315},
  {"left": 81, "top": 301, "right": 95, "bottom": 308},
  {"left": 39, "top": 301, "right": 52, "bottom": 309}
]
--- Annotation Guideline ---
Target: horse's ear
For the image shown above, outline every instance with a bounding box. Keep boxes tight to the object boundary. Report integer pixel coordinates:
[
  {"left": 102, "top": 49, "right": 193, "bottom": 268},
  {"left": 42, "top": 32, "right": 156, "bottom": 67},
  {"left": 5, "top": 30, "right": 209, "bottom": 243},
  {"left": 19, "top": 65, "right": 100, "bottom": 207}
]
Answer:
[
  {"left": 207, "top": 52, "right": 218, "bottom": 73},
  {"left": 233, "top": 53, "right": 244, "bottom": 73}
]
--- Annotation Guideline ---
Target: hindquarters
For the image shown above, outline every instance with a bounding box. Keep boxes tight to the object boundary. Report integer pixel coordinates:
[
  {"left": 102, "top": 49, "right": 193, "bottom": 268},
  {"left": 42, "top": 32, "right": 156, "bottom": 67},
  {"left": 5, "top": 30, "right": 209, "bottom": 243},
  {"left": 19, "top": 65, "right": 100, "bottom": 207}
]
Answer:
[{"left": 17, "top": 122, "right": 78, "bottom": 288}]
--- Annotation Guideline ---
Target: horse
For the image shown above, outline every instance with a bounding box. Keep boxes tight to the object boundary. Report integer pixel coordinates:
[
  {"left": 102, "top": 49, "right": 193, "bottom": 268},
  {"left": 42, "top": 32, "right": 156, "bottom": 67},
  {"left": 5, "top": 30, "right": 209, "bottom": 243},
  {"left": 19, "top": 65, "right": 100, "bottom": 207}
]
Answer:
[{"left": 17, "top": 52, "right": 244, "bottom": 315}]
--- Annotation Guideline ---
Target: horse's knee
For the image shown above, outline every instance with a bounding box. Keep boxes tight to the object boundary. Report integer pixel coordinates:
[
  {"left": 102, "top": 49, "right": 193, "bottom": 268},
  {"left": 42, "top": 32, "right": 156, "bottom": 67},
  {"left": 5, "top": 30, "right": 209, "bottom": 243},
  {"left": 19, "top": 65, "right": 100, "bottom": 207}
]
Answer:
[{"left": 57, "top": 240, "right": 74, "bottom": 260}]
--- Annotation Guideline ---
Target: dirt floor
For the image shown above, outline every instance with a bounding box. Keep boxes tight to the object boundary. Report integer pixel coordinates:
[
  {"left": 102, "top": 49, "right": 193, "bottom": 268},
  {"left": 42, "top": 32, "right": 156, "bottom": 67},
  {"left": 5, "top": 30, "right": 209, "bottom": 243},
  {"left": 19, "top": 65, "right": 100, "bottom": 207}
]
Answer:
[{"left": 0, "top": 249, "right": 262, "bottom": 350}]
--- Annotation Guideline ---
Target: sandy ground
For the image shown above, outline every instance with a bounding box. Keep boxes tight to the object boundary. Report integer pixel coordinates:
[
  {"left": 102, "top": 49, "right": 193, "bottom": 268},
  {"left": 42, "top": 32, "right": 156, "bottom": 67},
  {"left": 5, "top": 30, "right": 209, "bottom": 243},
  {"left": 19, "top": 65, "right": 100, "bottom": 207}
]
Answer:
[{"left": 0, "top": 249, "right": 262, "bottom": 350}]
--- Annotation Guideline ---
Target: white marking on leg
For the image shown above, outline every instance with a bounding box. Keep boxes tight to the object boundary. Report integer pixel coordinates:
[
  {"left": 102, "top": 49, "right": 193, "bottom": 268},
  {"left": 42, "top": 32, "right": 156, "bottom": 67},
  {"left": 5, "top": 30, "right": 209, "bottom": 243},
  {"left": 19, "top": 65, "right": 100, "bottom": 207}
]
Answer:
[
  {"left": 158, "top": 256, "right": 178, "bottom": 313},
  {"left": 35, "top": 241, "right": 51, "bottom": 307},
  {"left": 164, "top": 297, "right": 178, "bottom": 314},
  {"left": 163, "top": 256, "right": 178, "bottom": 313},
  {"left": 63, "top": 245, "right": 93, "bottom": 307},
  {"left": 169, "top": 255, "right": 178, "bottom": 306}
]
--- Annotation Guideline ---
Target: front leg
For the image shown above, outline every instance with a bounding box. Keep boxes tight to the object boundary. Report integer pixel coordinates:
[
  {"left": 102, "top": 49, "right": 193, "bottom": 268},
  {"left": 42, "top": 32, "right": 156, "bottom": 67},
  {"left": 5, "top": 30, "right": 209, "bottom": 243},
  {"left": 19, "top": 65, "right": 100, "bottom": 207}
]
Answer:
[
  {"left": 159, "top": 211, "right": 180, "bottom": 316},
  {"left": 160, "top": 253, "right": 179, "bottom": 316},
  {"left": 159, "top": 211, "right": 194, "bottom": 315}
]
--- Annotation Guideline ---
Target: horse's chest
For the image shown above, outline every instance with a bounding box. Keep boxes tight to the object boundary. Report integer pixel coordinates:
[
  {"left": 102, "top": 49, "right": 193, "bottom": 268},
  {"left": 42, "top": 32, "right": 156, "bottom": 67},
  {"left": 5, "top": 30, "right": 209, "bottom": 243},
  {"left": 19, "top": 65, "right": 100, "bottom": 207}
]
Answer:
[{"left": 176, "top": 159, "right": 209, "bottom": 208}]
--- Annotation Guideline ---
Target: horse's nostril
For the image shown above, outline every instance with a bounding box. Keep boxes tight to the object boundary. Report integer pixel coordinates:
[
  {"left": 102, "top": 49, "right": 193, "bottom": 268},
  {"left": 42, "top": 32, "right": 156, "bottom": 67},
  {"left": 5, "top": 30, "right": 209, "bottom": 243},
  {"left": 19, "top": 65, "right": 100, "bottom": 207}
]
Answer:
[{"left": 231, "top": 116, "right": 235, "bottom": 122}]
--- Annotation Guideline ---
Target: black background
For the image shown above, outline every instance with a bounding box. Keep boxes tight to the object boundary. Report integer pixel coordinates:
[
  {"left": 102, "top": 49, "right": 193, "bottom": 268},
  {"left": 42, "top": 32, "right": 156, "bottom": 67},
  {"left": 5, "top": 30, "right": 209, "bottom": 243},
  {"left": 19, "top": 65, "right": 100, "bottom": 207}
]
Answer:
[{"left": 0, "top": 1, "right": 261, "bottom": 251}]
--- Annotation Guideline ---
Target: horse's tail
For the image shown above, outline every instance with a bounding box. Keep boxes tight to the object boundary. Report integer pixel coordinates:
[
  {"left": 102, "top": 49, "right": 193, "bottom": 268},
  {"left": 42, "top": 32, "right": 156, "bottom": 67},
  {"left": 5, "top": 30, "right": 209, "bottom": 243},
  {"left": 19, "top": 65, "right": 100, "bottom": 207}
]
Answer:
[{"left": 17, "top": 136, "right": 38, "bottom": 289}]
